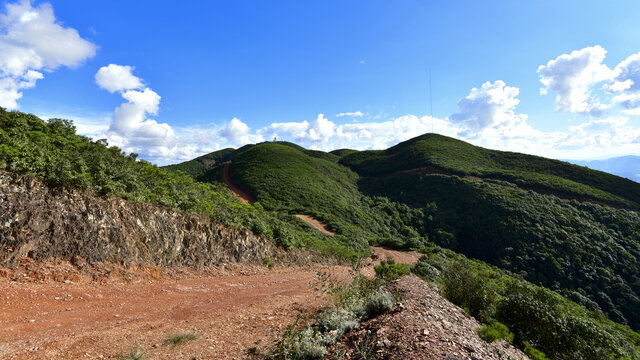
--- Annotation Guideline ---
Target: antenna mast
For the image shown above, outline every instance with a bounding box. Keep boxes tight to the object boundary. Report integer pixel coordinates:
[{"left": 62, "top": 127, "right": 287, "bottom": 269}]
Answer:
[{"left": 429, "top": 67, "right": 434, "bottom": 133}]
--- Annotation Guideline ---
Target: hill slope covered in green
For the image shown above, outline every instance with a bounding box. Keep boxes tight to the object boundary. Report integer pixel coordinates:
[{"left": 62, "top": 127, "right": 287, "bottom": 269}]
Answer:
[
  {"left": 2, "top": 109, "right": 639, "bottom": 358},
  {"left": 175, "top": 133, "right": 640, "bottom": 333},
  {"left": 341, "top": 133, "right": 640, "bottom": 208}
]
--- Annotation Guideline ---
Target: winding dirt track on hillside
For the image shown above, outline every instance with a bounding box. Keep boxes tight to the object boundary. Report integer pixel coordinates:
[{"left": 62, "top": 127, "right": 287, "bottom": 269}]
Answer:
[
  {"left": 222, "top": 163, "right": 337, "bottom": 235},
  {"left": 0, "top": 248, "right": 419, "bottom": 360},
  {"left": 294, "top": 215, "right": 335, "bottom": 235},
  {"left": 222, "top": 163, "right": 255, "bottom": 204}
]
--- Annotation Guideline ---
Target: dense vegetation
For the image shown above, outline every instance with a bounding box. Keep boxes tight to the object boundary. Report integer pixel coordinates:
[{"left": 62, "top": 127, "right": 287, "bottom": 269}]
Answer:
[
  {"left": 226, "top": 143, "right": 440, "bottom": 252},
  {"left": 169, "top": 132, "right": 640, "bottom": 335},
  {"left": 0, "top": 109, "right": 350, "bottom": 259},
  {"left": 4, "top": 107, "right": 639, "bottom": 353},
  {"left": 412, "top": 246, "right": 640, "bottom": 359},
  {"left": 163, "top": 147, "right": 235, "bottom": 177},
  {"left": 341, "top": 133, "right": 640, "bottom": 208},
  {"left": 361, "top": 172, "right": 640, "bottom": 331}
]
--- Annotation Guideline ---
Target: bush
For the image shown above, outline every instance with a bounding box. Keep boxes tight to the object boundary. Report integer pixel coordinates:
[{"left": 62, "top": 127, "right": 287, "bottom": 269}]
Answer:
[
  {"left": 442, "top": 261, "right": 494, "bottom": 320},
  {"left": 374, "top": 258, "right": 410, "bottom": 281},
  {"left": 263, "top": 257, "right": 275, "bottom": 269},
  {"left": 523, "top": 343, "right": 550, "bottom": 360},
  {"left": 411, "top": 258, "right": 441, "bottom": 282},
  {"left": 290, "top": 328, "right": 326, "bottom": 360},
  {"left": 365, "top": 289, "right": 395, "bottom": 317},
  {"left": 496, "top": 283, "right": 617, "bottom": 359},
  {"left": 476, "top": 322, "right": 513, "bottom": 343},
  {"left": 118, "top": 346, "right": 146, "bottom": 360},
  {"left": 317, "top": 307, "right": 359, "bottom": 343}
]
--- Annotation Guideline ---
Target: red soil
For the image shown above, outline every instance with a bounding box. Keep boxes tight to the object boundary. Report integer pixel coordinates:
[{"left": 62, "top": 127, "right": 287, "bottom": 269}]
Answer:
[
  {"left": 222, "top": 163, "right": 255, "bottom": 204},
  {"left": 294, "top": 214, "right": 336, "bottom": 236}
]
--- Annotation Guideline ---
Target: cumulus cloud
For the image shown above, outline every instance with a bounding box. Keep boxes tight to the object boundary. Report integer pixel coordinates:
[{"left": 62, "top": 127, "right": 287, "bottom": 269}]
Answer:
[
  {"left": 449, "top": 80, "right": 529, "bottom": 138},
  {"left": 96, "top": 64, "right": 176, "bottom": 155},
  {"left": 260, "top": 114, "right": 335, "bottom": 149},
  {"left": 221, "top": 117, "right": 264, "bottom": 145},
  {"left": 610, "top": 51, "right": 640, "bottom": 93},
  {"left": 95, "top": 64, "right": 143, "bottom": 93},
  {"left": 538, "top": 46, "right": 614, "bottom": 115},
  {"left": 0, "top": 0, "right": 96, "bottom": 109}
]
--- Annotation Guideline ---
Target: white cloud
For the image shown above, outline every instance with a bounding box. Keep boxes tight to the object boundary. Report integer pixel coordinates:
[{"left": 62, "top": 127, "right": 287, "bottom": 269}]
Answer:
[
  {"left": 538, "top": 46, "right": 614, "bottom": 115},
  {"left": 449, "top": 80, "right": 529, "bottom": 138},
  {"left": 610, "top": 51, "right": 640, "bottom": 93},
  {"left": 96, "top": 64, "right": 176, "bottom": 157},
  {"left": 260, "top": 114, "right": 335, "bottom": 149},
  {"left": 336, "top": 111, "right": 364, "bottom": 117},
  {"left": 0, "top": 0, "right": 96, "bottom": 109},
  {"left": 612, "top": 93, "right": 640, "bottom": 115},
  {"left": 221, "top": 117, "right": 264, "bottom": 146},
  {"left": 95, "top": 64, "right": 143, "bottom": 93}
]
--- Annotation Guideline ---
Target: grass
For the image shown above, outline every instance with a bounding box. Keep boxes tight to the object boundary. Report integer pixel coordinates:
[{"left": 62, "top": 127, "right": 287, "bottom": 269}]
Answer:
[
  {"left": 165, "top": 333, "right": 197, "bottom": 346},
  {"left": 271, "top": 263, "right": 397, "bottom": 359},
  {"left": 118, "top": 346, "right": 146, "bottom": 360},
  {"left": 477, "top": 322, "right": 513, "bottom": 343}
]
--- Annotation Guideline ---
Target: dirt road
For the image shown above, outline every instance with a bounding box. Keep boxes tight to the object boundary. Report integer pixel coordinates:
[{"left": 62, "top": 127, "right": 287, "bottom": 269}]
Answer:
[
  {"left": 293, "top": 215, "right": 335, "bottom": 236},
  {"left": 0, "top": 248, "right": 420, "bottom": 359},
  {"left": 222, "top": 163, "right": 255, "bottom": 204},
  {"left": 0, "top": 266, "right": 339, "bottom": 360}
]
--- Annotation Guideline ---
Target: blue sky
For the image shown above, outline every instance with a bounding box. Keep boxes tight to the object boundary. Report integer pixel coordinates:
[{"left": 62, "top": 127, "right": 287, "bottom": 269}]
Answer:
[{"left": 2, "top": 0, "right": 640, "bottom": 164}]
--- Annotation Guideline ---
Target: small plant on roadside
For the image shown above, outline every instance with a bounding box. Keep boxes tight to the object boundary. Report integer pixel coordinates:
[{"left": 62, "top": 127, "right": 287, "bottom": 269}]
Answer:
[
  {"left": 271, "top": 316, "right": 327, "bottom": 360},
  {"left": 374, "top": 257, "right": 410, "bottom": 281},
  {"left": 365, "top": 289, "right": 395, "bottom": 317},
  {"left": 264, "top": 256, "right": 275, "bottom": 269},
  {"left": 290, "top": 327, "right": 327, "bottom": 359},
  {"left": 118, "top": 346, "right": 146, "bottom": 360},
  {"left": 317, "top": 307, "right": 359, "bottom": 344},
  {"left": 477, "top": 322, "right": 513, "bottom": 343},
  {"left": 523, "top": 343, "right": 550, "bottom": 360},
  {"left": 165, "top": 333, "right": 197, "bottom": 346},
  {"left": 352, "top": 330, "right": 376, "bottom": 360}
]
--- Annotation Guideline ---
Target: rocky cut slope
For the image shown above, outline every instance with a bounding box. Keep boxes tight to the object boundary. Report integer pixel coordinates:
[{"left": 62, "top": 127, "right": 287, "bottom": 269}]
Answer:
[{"left": 0, "top": 170, "right": 293, "bottom": 267}]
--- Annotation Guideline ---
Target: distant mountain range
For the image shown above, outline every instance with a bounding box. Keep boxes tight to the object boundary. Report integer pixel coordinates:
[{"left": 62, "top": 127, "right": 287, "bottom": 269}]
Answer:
[{"left": 568, "top": 156, "right": 640, "bottom": 182}]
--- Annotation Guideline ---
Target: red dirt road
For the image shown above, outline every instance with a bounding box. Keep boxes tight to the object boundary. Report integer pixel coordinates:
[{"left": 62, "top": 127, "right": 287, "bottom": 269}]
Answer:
[
  {"left": 221, "top": 163, "right": 337, "bottom": 236},
  {"left": 0, "top": 266, "right": 340, "bottom": 360},
  {"left": 0, "top": 247, "right": 420, "bottom": 359},
  {"left": 222, "top": 163, "right": 255, "bottom": 204},
  {"left": 294, "top": 215, "right": 335, "bottom": 236}
]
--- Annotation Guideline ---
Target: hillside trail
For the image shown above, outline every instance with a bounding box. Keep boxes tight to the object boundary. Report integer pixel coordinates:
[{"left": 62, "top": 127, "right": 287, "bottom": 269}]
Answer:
[
  {"left": 222, "top": 163, "right": 335, "bottom": 235},
  {"left": 0, "top": 247, "right": 420, "bottom": 360},
  {"left": 222, "top": 163, "right": 255, "bottom": 204}
]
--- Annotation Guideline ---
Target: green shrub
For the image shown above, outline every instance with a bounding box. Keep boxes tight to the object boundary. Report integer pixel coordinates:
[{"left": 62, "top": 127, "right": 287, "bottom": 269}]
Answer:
[
  {"left": 290, "top": 328, "right": 326, "bottom": 360},
  {"left": 365, "top": 289, "right": 395, "bottom": 317},
  {"left": 317, "top": 307, "right": 359, "bottom": 343},
  {"left": 523, "top": 343, "right": 549, "bottom": 360},
  {"left": 263, "top": 257, "right": 275, "bottom": 269},
  {"left": 477, "top": 322, "right": 513, "bottom": 343},
  {"left": 374, "top": 258, "right": 410, "bottom": 281},
  {"left": 411, "top": 258, "right": 441, "bottom": 282},
  {"left": 442, "top": 261, "right": 495, "bottom": 321},
  {"left": 165, "top": 333, "right": 196, "bottom": 346}
]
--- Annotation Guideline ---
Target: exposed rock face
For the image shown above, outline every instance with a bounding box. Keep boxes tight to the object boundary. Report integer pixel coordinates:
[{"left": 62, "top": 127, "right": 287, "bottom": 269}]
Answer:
[{"left": 0, "top": 171, "right": 287, "bottom": 267}]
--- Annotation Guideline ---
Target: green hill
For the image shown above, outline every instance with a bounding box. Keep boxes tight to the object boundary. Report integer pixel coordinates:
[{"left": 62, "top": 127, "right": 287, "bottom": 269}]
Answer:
[
  {"left": 3, "top": 109, "right": 640, "bottom": 358},
  {"left": 340, "top": 133, "right": 640, "bottom": 209},
  {"left": 215, "top": 142, "right": 434, "bottom": 253},
  {"left": 182, "top": 133, "right": 640, "bottom": 333},
  {"left": 0, "top": 109, "right": 356, "bottom": 261}
]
